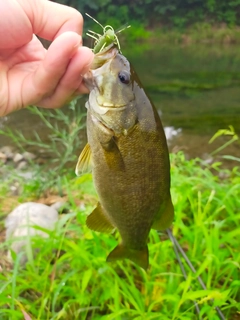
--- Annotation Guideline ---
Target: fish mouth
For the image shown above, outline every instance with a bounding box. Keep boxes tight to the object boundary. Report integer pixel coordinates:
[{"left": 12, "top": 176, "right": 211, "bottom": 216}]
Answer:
[
  {"left": 84, "top": 45, "right": 118, "bottom": 90},
  {"left": 93, "top": 103, "right": 127, "bottom": 115},
  {"left": 88, "top": 92, "right": 128, "bottom": 115},
  {"left": 91, "top": 44, "right": 118, "bottom": 70},
  {"left": 97, "top": 101, "right": 128, "bottom": 110}
]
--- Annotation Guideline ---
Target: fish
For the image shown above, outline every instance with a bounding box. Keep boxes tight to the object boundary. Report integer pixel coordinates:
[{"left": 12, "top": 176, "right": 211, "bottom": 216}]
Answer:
[{"left": 76, "top": 44, "right": 174, "bottom": 270}]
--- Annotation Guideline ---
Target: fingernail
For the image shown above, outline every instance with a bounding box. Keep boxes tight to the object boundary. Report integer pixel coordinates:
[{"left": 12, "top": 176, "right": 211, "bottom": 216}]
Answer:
[
  {"left": 81, "top": 53, "right": 94, "bottom": 75},
  {"left": 74, "top": 35, "right": 82, "bottom": 48}
]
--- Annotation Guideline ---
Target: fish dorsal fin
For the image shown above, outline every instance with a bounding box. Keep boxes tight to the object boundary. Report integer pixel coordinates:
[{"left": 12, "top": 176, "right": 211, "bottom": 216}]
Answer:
[
  {"left": 86, "top": 202, "right": 115, "bottom": 233},
  {"left": 75, "top": 143, "right": 92, "bottom": 176},
  {"left": 107, "top": 244, "right": 149, "bottom": 270},
  {"left": 152, "top": 198, "right": 174, "bottom": 231}
]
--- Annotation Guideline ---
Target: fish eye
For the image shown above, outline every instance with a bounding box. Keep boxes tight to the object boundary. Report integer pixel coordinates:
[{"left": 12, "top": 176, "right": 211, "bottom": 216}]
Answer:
[{"left": 118, "top": 71, "right": 130, "bottom": 84}]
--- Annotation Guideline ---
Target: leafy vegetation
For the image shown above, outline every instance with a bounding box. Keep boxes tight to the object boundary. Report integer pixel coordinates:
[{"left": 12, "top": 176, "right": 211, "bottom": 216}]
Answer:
[
  {"left": 0, "top": 104, "right": 239, "bottom": 319},
  {"left": 47, "top": 2, "right": 240, "bottom": 48},
  {"left": 56, "top": 0, "right": 240, "bottom": 29},
  {"left": 210, "top": 126, "right": 240, "bottom": 160},
  {"left": 1, "top": 6, "right": 239, "bottom": 317},
  {"left": 0, "top": 100, "right": 87, "bottom": 196}
]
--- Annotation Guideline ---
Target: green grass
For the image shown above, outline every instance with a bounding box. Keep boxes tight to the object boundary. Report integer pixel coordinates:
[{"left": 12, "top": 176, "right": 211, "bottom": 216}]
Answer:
[{"left": 0, "top": 151, "right": 239, "bottom": 319}]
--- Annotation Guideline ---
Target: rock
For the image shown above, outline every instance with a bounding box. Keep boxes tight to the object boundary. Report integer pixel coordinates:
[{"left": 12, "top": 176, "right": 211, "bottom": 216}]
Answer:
[
  {"left": 79, "top": 203, "right": 86, "bottom": 211},
  {"left": 22, "top": 152, "right": 36, "bottom": 161},
  {"left": 10, "top": 182, "right": 20, "bottom": 196},
  {"left": 202, "top": 153, "right": 214, "bottom": 165},
  {"left": 5, "top": 202, "right": 59, "bottom": 265},
  {"left": 35, "top": 158, "right": 46, "bottom": 165},
  {"left": 50, "top": 201, "right": 67, "bottom": 212},
  {"left": 0, "top": 146, "right": 14, "bottom": 160},
  {"left": 17, "top": 161, "right": 28, "bottom": 170},
  {"left": 13, "top": 153, "right": 24, "bottom": 163},
  {"left": 17, "top": 171, "right": 34, "bottom": 180},
  {"left": 164, "top": 126, "right": 182, "bottom": 141},
  {"left": 0, "top": 152, "right": 7, "bottom": 163}
]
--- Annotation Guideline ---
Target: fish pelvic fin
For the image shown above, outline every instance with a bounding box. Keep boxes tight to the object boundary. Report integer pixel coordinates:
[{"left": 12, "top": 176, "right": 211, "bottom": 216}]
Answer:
[
  {"left": 152, "top": 197, "right": 174, "bottom": 231},
  {"left": 75, "top": 143, "right": 92, "bottom": 176},
  {"left": 86, "top": 202, "right": 115, "bottom": 233},
  {"left": 106, "top": 243, "right": 149, "bottom": 270}
]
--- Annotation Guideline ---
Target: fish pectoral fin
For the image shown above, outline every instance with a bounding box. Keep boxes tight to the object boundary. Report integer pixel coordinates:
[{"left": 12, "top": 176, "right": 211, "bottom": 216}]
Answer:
[
  {"left": 86, "top": 203, "right": 115, "bottom": 234},
  {"left": 103, "top": 139, "right": 125, "bottom": 171},
  {"left": 75, "top": 143, "right": 92, "bottom": 176},
  {"left": 107, "top": 244, "right": 149, "bottom": 270},
  {"left": 93, "top": 117, "right": 115, "bottom": 151},
  {"left": 152, "top": 198, "right": 174, "bottom": 231}
]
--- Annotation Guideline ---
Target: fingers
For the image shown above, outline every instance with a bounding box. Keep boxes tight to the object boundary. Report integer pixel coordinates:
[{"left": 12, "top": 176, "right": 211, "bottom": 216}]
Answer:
[
  {"left": 0, "top": 0, "right": 33, "bottom": 49},
  {"left": 38, "top": 46, "right": 92, "bottom": 108},
  {"left": 22, "top": 0, "right": 84, "bottom": 40},
  {"left": 0, "top": 0, "right": 93, "bottom": 117},
  {"left": 31, "top": 32, "right": 82, "bottom": 95},
  {"left": 4, "top": 36, "right": 45, "bottom": 67},
  {"left": 0, "top": 0, "right": 84, "bottom": 49},
  {"left": 22, "top": 32, "right": 94, "bottom": 107}
]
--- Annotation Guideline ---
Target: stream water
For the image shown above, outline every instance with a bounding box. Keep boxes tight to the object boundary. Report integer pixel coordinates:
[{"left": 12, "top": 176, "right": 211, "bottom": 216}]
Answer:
[{"left": 0, "top": 42, "right": 239, "bottom": 164}]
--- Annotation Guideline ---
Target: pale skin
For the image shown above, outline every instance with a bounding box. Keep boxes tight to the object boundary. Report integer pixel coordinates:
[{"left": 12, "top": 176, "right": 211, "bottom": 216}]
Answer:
[{"left": 0, "top": 0, "right": 94, "bottom": 117}]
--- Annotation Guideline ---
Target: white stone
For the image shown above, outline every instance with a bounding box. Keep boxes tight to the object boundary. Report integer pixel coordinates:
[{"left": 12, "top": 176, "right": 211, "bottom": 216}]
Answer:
[
  {"left": 22, "top": 152, "right": 36, "bottom": 161},
  {"left": 13, "top": 153, "right": 24, "bottom": 163},
  {"left": 17, "top": 160, "right": 28, "bottom": 170},
  {"left": 164, "top": 126, "right": 182, "bottom": 141},
  {"left": 50, "top": 201, "right": 66, "bottom": 212},
  {"left": 0, "top": 146, "right": 14, "bottom": 159},
  {"left": 0, "top": 152, "right": 7, "bottom": 163},
  {"left": 5, "top": 202, "right": 59, "bottom": 265}
]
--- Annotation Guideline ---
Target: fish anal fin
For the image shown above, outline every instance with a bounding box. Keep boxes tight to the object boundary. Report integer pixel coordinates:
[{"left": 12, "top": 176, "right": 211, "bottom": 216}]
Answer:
[
  {"left": 86, "top": 203, "right": 115, "bottom": 234},
  {"left": 75, "top": 143, "right": 92, "bottom": 176},
  {"left": 106, "top": 244, "right": 149, "bottom": 270},
  {"left": 152, "top": 198, "right": 174, "bottom": 231}
]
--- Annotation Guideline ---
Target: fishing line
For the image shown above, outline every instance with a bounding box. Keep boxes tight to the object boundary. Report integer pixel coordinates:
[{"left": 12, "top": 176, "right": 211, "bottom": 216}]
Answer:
[
  {"left": 166, "top": 229, "right": 201, "bottom": 318},
  {"left": 166, "top": 228, "right": 226, "bottom": 320}
]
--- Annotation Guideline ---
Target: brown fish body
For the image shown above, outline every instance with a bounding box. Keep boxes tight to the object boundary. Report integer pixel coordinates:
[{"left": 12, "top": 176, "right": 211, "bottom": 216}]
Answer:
[{"left": 76, "top": 46, "right": 174, "bottom": 269}]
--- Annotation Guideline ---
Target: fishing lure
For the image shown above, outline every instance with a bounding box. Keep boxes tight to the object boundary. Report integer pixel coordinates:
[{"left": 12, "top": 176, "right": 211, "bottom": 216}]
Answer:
[{"left": 85, "top": 13, "right": 130, "bottom": 54}]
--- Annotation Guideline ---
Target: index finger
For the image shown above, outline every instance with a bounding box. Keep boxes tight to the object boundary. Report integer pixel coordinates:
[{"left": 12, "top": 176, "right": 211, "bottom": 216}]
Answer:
[{"left": 19, "top": 0, "right": 83, "bottom": 40}]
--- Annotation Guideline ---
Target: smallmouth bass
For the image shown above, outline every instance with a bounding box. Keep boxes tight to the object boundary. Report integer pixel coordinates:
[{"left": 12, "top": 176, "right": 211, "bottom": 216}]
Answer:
[{"left": 76, "top": 45, "right": 174, "bottom": 270}]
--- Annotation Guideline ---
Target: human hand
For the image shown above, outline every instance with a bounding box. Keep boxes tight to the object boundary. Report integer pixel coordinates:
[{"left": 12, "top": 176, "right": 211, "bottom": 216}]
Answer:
[{"left": 0, "top": 0, "right": 94, "bottom": 117}]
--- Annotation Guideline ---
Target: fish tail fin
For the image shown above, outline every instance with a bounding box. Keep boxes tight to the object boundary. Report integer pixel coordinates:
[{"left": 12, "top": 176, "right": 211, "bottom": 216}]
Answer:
[{"left": 106, "top": 244, "right": 149, "bottom": 270}]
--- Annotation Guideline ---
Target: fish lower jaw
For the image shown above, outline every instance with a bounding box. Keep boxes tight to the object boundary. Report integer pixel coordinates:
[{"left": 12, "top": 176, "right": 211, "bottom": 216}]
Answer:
[
  {"left": 99, "top": 103, "right": 127, "bottom": 110},
  {"left": 91, "top": 103, "right": 127, "bottom": 115},
  {"left": 96, "top": 96, "right": 127, "bottom": 109}
]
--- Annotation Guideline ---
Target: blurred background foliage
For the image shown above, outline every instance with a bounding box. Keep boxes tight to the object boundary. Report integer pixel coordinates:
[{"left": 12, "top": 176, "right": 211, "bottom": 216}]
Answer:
[{"left": 54, "top": 0, "right": 240, "bottom": 29}]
